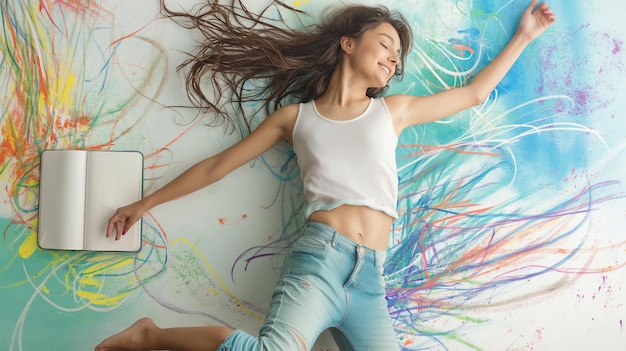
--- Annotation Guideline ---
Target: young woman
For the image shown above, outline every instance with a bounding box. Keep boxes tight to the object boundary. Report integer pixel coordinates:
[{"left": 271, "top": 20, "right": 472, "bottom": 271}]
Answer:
[{"left": 96, "top": 1, "right": 556, "bottom": 350}]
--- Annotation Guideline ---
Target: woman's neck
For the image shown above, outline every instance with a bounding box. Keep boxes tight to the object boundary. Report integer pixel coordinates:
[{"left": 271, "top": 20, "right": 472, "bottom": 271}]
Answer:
[{"left": 318, "top": 65, "right": 370, "bottom": 107}]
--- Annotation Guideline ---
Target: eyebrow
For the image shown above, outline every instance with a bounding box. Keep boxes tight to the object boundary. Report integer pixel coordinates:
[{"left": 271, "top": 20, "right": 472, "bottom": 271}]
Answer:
[{"left": 379, "top": 33, "right": 401, "bottom": 54}]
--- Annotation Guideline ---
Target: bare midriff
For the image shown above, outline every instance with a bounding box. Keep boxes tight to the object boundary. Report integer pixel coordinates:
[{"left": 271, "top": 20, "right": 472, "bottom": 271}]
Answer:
[{"left": 308, "top": 204, "right": 393, "bottom": 251}]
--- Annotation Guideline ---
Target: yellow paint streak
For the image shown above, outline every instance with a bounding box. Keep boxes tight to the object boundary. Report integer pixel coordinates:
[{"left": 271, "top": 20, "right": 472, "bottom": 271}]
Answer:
[
  {"left": 38, "top": 72, "right": 76, "bottom": 115},
  {"left": 18, "top": 231, "right": 38, "bottom": 259},
  {"left": 170, "top": 237, "right": 264, "bottom": 323},
  {"left": 58, "top": 73, "right": 76, "bottom": 108},
  {"left": 79, "top": 276, "right": 102, "bottom": 287},
  {"left": 291, "top": 0, "right": 309, "bottom": 7},
  {"left": 33, "top": 4, "right": 77, "bottom": 113},
  {"left": 83, "top": 256, "right": 135, "bottom": 275},
  {"left": 76, "top": 289, "right": 130, "bottom": 306}
]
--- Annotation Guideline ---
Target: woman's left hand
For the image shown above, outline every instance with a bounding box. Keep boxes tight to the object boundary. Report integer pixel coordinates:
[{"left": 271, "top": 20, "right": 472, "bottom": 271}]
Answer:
[{"left": 518, "top": 0, "right": 558, "bottom": 41}]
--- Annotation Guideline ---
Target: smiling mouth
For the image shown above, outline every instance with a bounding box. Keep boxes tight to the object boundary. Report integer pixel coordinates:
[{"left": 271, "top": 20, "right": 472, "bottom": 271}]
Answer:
[{"left": 379, "top": 64, "right": 391, "bottom": 76}]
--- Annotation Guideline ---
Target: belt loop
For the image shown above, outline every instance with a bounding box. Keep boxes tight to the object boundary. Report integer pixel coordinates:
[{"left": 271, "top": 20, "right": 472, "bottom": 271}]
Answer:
[
  {"left": 375, "top": 251, "right": 386, "bottom": 268},
  {"left": 331, "top": 230, "right": 339, "bottom": 247}
]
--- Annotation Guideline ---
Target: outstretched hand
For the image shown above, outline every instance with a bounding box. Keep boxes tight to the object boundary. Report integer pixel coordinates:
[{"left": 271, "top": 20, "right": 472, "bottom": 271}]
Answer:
[
  {"left": 518, "top": 0, "right": 557, "bottom": 41},
  {"left": 107, "top": 200, "right": 146, "bottom": 241}
]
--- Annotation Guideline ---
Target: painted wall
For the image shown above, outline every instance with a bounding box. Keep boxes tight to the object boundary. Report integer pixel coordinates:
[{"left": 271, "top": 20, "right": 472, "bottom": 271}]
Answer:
[{"left": 1, "top": 0, "right": 625, "bottom": 350}]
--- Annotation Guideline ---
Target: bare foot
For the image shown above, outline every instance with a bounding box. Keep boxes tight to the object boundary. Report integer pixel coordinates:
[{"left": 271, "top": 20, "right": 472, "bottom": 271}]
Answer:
[{"left": 95, "top": 317, "right": 158, "bottom": 351}]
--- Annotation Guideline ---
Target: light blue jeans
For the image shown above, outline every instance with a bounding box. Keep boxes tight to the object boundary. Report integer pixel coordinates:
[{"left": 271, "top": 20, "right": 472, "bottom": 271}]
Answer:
[{"left": 217, "top": 220, "right": 400, "bottom": 351}]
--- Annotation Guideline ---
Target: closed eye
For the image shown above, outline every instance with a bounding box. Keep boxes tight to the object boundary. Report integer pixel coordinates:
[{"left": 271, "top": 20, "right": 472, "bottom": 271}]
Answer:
[{"left": 378, "top": 33, "right": 401, "bottom": 55}]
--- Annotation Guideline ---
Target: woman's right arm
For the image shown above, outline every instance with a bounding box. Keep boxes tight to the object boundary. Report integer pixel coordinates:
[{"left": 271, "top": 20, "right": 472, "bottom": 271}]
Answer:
[{"left": 107, "top": 104, "right": 298, "bottom": 240}]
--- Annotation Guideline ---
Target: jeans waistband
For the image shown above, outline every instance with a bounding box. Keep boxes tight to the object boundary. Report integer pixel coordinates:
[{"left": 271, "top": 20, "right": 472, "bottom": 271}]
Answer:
[{"left": 304, "top": 220, "right": 387, "bottom": 267}]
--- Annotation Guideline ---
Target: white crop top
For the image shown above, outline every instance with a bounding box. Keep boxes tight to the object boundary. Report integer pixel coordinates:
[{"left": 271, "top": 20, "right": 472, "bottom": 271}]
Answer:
[{"left": 292, "top": 98, "right": 399, "bottom": 219}]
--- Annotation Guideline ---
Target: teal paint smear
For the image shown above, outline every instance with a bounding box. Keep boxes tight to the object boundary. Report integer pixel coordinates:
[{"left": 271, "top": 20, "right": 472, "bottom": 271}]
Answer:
[{"left": 380, "top": 2, "right": 625, "bottom": 349}]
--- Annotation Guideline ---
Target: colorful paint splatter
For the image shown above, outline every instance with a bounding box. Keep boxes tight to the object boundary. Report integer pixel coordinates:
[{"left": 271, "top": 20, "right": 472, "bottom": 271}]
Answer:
[{"left": 1, "top": 0, "right": 625, "bottom": 350}]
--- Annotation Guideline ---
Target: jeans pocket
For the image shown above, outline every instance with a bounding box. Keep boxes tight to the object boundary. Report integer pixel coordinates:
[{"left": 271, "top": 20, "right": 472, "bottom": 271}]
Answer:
[{"left": 292, "top": 233, "right": 331, "bottom": 252}]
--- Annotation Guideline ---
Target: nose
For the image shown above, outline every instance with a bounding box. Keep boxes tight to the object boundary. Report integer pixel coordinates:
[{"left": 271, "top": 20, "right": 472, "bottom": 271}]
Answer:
[
  {"left": 389, "top": 52, "right": 399, "bottom": 65},
  {"left": 388, "top": 59, "right": 398, "bottom": 76}
]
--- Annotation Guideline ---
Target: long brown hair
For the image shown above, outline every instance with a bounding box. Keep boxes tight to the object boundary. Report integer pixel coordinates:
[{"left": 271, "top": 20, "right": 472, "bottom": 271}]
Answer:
[{"left": 161, "top": 0, "right": 413, "bottom": 132}]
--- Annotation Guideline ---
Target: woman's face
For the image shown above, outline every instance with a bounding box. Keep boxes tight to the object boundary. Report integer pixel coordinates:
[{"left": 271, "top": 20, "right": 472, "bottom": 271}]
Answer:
[{"left": 344, "top": 22, "right": 401, "bottom": 88}]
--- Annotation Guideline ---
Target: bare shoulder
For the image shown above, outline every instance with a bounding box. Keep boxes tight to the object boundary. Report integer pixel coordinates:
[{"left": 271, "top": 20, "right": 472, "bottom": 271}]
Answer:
[
  {"left": 272, "top": 103, "right": 299, "bottom": 119},
  {"left": 267, "top": 103, "right": 299, "bottom": 142},
  {"left": 382, "top": 94, "right": 420, "bottom": 134},
  {"left": 383, "top": 94, "right": 413, "bottom": 111},
  {"left": 384, "top": 94, "right": 424, "bottom": 118}
]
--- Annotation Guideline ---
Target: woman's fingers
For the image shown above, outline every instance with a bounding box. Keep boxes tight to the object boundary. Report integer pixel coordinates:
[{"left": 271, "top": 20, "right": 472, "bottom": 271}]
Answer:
[{"left": 107, "top": 210, "right": 129, "bottom": 240}]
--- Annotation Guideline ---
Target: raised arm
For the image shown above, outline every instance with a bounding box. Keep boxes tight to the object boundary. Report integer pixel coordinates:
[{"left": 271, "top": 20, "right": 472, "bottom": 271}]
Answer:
[
  {"left": 388, "top": 0, "right": 557, "bottom": 133},
  {"left": 107, "top": 104, "right": 297, "bottom": 240}
]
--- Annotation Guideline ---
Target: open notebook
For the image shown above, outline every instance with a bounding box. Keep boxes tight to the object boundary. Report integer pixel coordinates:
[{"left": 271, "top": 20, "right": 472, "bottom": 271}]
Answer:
[{"left": 37, "top": 150, "right": 144, "bottom": 252}]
